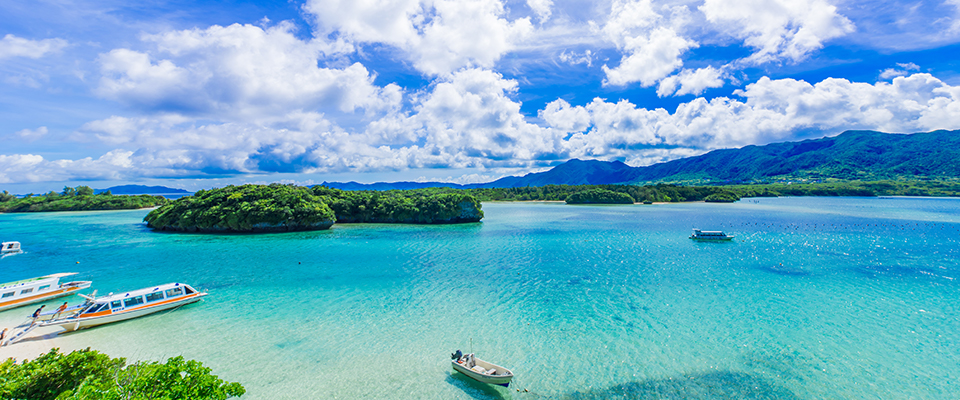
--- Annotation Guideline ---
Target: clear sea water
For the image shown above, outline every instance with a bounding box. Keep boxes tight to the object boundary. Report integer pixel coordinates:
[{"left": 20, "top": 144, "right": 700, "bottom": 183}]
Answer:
[{"left": 2, "top": 197, "right": 960, "bottom": 399}]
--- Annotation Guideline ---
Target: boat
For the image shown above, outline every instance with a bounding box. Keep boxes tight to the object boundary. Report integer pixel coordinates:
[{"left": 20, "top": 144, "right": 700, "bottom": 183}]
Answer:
[
  {"left": 39, "top": 282, "right": 206, "bottom": 332},
  {"left": 689, "top": 229, "right": 734, "bottom": 241},
  {"left": 0, "top": 273, "right": 92, "bottom": 312},
  {"left": 450, "top": 350, "right": 514, "bottom": 387},
  {"left": 1, "top": 241, "right": 22, "bottom": 254}
]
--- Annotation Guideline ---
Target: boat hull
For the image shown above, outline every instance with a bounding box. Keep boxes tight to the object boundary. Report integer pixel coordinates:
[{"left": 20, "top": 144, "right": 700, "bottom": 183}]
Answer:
[
  {"left": 43, "top": 293, "right": 205, "bottom": 332},
  {"left": 0, "top": 282, "right": 92, "bottom": 312},
  {"left": 451, "top": 360, "right": 513, "bottom": 387}
]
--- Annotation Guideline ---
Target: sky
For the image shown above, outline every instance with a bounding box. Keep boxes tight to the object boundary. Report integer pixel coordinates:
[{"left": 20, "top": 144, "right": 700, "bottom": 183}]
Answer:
[{"left": 2, "top": 0, "right": 960, "bottom": 193}]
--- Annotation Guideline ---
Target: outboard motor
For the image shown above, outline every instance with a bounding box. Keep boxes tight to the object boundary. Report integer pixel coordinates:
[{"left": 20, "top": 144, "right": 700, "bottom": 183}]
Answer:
[{"left": 451, "top": 350, "right": 463, "bottom": 360}]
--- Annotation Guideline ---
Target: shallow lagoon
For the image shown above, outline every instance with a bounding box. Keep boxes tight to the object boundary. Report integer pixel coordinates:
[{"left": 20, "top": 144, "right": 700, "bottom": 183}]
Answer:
[{"left": 1, "top": 197, "right": 959, "bottom": 399}]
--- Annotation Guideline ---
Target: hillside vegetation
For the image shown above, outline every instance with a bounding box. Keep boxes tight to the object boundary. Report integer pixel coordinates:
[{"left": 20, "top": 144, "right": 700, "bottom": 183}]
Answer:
[
  {"left": 144, "top": 184, "right": 484, "bottom": 233},
  {"left": 0, "top": 186, "right": 168, "bottom": 212}
]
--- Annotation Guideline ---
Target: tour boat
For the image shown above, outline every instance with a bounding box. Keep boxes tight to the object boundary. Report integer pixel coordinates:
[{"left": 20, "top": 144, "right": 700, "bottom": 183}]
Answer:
[
  {"left": 689, "top": 229, "right": 734, "bottom": 241},
  {"left": 40, "top": 282, "right": 206, "bottom": 332},
  {"left": 450, "top": 350, "right": 514, "bottom": 387},
  {"left": 1, "top": 241, "right": 21, "bottom": 254},
  {"left": 0, "top": 273, "right": 92, "bottom": 312}
]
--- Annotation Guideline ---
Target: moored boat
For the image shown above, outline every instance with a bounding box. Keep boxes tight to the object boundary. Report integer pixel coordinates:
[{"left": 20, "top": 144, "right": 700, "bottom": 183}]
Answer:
[
  {"left": 40, "top": 282, "right": 206, "bottom": 332},
  {"left": 0, "top": 273, "right": 92, "bottom": 312},
  {"left": 1, "top": 241, "right": 22, "bottom": 254},
  {"left": 450, "top": 350, "right": 514, "bottom": 387},
  {"left": 689, "top": 229, "right": 734, "bottom": 241}
]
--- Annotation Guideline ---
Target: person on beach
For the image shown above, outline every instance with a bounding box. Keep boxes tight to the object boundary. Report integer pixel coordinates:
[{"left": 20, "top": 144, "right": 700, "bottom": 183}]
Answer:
[
  {"left": 31, "top": 305, "right": 45, "bottom": 325},
  {"left": 0, "top": 328, "right": 7, "bottom": 342},
  {"left": 53, "top": 302, "right": 68, "bottom": 319}
]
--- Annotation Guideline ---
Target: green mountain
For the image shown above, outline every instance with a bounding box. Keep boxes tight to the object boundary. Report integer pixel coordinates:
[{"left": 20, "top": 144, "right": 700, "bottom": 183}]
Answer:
[{"left": 628, "top": 129, "right": 960, "bottom": 183}]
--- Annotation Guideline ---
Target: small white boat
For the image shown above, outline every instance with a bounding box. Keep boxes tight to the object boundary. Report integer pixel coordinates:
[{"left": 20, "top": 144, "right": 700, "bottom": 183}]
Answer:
[
  {"left": 0, "top": 273, "right": 92, "bottom": 312},
  {"left": 450, "top": 350, "right": 514, "bottom": 387},
  {"left": 40, "top": 282, "right": 206, "bottom": 332},
  {"left": 689, "top": 229, "right": 734, "bottom": 241},
  {"left": 1, "top": 241, "right": 22, "bottom": 254}
]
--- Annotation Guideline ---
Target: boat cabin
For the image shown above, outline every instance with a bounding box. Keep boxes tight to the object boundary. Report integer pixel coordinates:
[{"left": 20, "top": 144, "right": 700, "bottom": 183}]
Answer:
[
  {"left": 1, "top": 241, "right": 21, "bottom": 254},
  {"left": 79, "top": 283, "right": 198, "bottom": 316}
]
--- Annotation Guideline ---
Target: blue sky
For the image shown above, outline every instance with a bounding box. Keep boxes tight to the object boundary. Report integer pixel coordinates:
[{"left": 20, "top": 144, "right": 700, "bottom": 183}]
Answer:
[{"left": 2, "top": 0, "right": 960, "bottom": 193}]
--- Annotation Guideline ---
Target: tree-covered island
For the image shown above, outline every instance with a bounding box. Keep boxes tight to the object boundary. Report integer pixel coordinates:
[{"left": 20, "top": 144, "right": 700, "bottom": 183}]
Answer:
[
  {"left": 143, "top": 184, "right": 484, "bottom": 233},
  {"left": 0, "top": 186, "right": 168, "bottom": 213}
]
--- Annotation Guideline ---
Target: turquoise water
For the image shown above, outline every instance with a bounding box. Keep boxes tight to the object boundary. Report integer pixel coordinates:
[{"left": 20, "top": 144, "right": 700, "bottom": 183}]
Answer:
[{"left": 2, "top": 197, "right": 960, "bottom": 399}]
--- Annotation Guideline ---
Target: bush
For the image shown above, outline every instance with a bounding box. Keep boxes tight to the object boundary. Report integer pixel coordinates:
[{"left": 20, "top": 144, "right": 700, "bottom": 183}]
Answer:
[{"left": 0, "top": 348, "right": 244, "bottom": 400}]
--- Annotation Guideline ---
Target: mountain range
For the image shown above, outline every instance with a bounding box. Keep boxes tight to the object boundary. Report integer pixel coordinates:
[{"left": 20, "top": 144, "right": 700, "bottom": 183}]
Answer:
[{"left": 321, "top": 129, "right": 960, "bottom": 190}]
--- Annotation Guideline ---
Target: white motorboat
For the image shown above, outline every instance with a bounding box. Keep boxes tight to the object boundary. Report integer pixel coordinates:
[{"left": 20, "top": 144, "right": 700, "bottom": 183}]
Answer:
[
  {"left": 450, "top": 350, "right": 514, "bottom": 387},
  {"left": 40, "top": 282, "right": 206, "bottom": 332},
  {"left": 0, "top": 273, "right": 92, "bottom": 312},
  {"left": 1, "top": 241, "right": 22, "bottom": 254},
  {"left": 689, "top": 229, "right": 734, "bottom": 241}
]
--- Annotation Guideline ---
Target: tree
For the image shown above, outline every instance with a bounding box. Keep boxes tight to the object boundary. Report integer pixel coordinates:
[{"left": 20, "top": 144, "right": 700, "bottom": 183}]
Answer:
[
  {"left": 76, "top": 186, "right": 95, "bottom": 196},
  {"left": 0, "top": 348, "right": 244, "bottom": 400},
  {"left": 0, "top": 190, "right": 14, "bottom": 202}
]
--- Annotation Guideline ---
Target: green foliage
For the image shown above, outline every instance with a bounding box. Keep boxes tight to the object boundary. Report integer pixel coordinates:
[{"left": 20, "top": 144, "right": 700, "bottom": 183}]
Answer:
[
  {"left": 144, "top": 185, "right": 484, "bottom": 232},
  {"left": 724, "top": 180, "right": 960, "bottom": 197},
  {"left": 313, "top": 186, "right": 483, "bottom": 224},
  {"left": 0, "top": 191, "right": 14, "bottom": 202},
  {"left": 0, "top": 186, "right": 167, "bottom": 213},
  {"left": 75, "top": 186, "right": 95, "bottom": 196},
  {"left": 466, "top": 184, "right": 739, "bottom": 203},
  {"left": 0, "top": 348, "right": 243, "bottom": 400},
  {"left": 565, "top": 189, "right": 635, "bottom": 204},
  {"left": 703, "top": 191, "right": 739, "bottom": 203},
  {"left": 144, "top": 184, "right": 336, "bottom": 232}
]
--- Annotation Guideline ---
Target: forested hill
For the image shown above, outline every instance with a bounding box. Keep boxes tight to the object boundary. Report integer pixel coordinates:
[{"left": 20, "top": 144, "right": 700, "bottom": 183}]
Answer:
[
  {"left": 479, "top": 129, "right": 960, "bottom": 186},
  {"left": 627, "top": 129, "right": 960, "bottom": 183},
  {"left": 321, "top": 129, "right": 960, "bottom": 189}
]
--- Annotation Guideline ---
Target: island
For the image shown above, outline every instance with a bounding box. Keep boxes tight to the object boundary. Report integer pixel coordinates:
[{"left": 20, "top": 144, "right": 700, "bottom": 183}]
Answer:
[
  {"left": 0, "top": 186, "right": 168, "bottom": 213},
  {"left": 143, "top": 184, "right": 484, "bottom": 233}
]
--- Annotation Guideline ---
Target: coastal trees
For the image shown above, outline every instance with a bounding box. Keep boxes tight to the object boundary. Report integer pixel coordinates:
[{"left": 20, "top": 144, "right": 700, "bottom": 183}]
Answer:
[
  {"left": 565, "top": 189, "right": 635, "bottom": 204},
  {"left": 0, "top": 191, "right": 167, "bottom": 213},
  {"left": 143, "top": 185, "right": 485, "bottom": 233},
  {"left": 144, "top": 184, "right": 337, "bottom": 232},
  {"left": 0, "top": 348, "right": 244, "bottom": 400}
]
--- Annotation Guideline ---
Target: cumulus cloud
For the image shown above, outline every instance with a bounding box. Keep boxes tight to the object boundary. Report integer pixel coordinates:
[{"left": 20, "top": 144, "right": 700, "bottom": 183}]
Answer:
[
  {"left": 0, "top": 34, "right": 67, "bottom": 60},
  {"left": 543, "top": 73, "right": 960, "bottom": 162},
  {"left": 95, "top": 23, "right": 400, "bottom": 120},
  {"left": 0, "top": 151, "right": 133, "bottom": 184},
  {"left": 657, "top": 66, "right": 725, "bottom": 97},
  {"left": 304, "top": 0, "right": 533, "bottom": 75},
  {"left": 700, "top": 0, "right": 854, "bottom": 64},
  {"left": 879, "top": 62, "right": 921, "bottom": 79},
  {"left": 600, "top": 0, "right": 697, "bottom": 87},
  {"left": 40, "top": 73, "right": 950, "bottom": 184}
]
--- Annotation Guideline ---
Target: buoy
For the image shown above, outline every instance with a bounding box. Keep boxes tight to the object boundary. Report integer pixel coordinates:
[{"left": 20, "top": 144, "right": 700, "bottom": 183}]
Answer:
[{"left": 76, "top": 261, "right": 80, "bottom": 264}]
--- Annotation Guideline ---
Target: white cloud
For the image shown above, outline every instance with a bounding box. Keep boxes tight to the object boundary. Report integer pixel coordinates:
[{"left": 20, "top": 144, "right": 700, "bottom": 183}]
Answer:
[
  {"left": 599, "top": 0, "right": 697, "bottom": 87},
  {"left": 13, "top": 70, "right": 960, "bottom": 184},
  {"left": 14, "top": 126, "right": 48, "bottom": 141},
  {"left": 543, "top": 73, "right": 960, "bottom": 162},
  {"left": 0, "top": 34, "right": 67, "bottom": 60},
  {"left": 304, "top": 0, "right": 533, "bottom": 75},
  {"left": 95, "top": 23, "right": 400, "bottom": 120},
  {"left": 0, "top": 151, "right": 133, "bottom": 184},
  {"left": 657, "top": 66, "right": 725, "bottom": 97},
  {"left": 700, "top": 0, "right": 854, "bottom": 64},
  {"left": 879, "top": 62, "right": 921, "bottom": 79},
  {"left": 527, "top": 0, "right": 553, "bottom": 22},
  {"left": 558, "top": 50, "right": 592, "bottom": 67}
]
